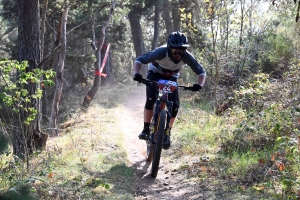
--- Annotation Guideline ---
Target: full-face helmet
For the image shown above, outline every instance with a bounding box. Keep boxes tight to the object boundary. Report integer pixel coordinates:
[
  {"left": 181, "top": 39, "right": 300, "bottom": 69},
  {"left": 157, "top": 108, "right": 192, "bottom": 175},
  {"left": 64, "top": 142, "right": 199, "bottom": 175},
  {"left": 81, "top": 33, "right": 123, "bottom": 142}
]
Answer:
[
  {"left": 167, "top": 31, "right": 189, "bottom": 62},
  {"left": 167, "top": 31, "right": 189, "bottom": 49}
]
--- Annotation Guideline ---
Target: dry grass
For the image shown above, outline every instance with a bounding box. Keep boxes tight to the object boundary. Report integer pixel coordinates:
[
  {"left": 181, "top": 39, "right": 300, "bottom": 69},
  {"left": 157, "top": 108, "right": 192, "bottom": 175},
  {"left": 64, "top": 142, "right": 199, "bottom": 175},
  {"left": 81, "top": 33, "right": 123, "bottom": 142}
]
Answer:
[{"left": 0, "top": 84, "right": 139, "bottom": 199}]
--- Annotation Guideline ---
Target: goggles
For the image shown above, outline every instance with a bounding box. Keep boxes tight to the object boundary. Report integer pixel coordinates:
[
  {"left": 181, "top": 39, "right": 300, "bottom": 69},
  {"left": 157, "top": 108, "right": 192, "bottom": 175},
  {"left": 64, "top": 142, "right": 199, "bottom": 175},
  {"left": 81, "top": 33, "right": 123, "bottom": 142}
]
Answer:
[{"left": 170, "top": 48, "right": 185, "bottom": 56}]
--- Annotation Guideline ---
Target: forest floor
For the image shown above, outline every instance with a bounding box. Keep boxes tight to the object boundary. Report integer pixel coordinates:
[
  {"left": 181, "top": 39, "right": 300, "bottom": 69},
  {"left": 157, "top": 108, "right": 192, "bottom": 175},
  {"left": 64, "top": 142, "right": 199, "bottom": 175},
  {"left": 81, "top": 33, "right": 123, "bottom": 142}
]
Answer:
[
  {"left": 86, "top": 84, "right": 269, "bottom": 200},
  {"left": 117, "top": 85, "right": 207, "bottom": 200},
  {"left": 42, "top": 84, "right": 273, "bottom": 200}
]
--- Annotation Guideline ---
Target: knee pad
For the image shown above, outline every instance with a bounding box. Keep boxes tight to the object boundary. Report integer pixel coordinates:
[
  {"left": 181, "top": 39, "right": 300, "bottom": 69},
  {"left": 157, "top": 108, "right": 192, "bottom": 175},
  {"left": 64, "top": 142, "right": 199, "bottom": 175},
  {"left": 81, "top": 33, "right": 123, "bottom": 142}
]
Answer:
[
  {"left": 145, "top": 97, "right": 156, "bottom": 110},
  {"left": 145, "top": 84, "right": 158, "bottom": 110},
  {"left": 171, "top": 104, "right": 179, "bottom": 118}
]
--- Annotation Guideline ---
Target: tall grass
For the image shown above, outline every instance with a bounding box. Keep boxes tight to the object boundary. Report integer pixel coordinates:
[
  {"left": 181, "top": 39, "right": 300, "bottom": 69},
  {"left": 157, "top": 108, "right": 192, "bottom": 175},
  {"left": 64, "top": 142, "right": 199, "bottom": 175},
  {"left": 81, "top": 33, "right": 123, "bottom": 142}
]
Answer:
[{"left": 0, "top": 84, "right": 139, "bottom": 199}]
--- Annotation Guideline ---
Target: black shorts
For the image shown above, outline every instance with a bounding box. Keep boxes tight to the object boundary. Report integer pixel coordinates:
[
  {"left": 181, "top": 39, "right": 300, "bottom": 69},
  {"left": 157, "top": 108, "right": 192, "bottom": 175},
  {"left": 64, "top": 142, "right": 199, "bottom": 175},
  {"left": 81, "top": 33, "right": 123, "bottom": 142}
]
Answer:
[{"left": 145, "top": 70, "right": 180, "bottom": 117}]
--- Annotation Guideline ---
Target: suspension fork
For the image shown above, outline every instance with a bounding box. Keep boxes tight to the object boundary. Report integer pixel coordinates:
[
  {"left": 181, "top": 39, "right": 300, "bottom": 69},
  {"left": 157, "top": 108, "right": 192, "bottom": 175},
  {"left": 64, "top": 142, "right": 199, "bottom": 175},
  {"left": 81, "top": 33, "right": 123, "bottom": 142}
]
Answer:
[
  {"left": 165, "top": 100, "right": 173, "bottom": 130},
  {"left": 153, "top": 99, "right": 172, "bottom": 128},
  {"left": 150, "top": 99, "right": 161, "bottom": 135}
]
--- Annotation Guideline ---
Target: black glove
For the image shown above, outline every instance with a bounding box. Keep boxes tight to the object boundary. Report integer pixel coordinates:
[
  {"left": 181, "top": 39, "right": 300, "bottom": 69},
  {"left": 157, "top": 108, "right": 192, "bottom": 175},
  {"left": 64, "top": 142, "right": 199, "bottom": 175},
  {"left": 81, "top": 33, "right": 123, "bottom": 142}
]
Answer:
[
  {"left": 192, "top": 84, "right": 202, "bottom": 91},
  {"left": 133, "top": 73, "right": 143, "bottom": 83}
]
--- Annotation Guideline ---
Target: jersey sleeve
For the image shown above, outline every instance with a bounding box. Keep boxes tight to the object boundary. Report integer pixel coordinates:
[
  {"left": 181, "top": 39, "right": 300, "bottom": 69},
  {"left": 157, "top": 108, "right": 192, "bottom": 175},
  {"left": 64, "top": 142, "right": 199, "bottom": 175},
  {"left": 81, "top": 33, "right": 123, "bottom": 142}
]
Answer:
[
  {"left": 182, "top": 51, "right": 206, "bottom": 76},
  {"left": 134, "top": 47, "right": 167, "bottom": 64}
]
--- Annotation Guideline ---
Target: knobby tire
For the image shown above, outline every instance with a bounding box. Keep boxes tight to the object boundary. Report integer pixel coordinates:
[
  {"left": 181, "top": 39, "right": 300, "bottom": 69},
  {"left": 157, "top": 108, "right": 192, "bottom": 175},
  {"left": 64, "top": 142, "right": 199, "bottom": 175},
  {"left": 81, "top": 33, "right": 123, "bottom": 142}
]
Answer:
[
  {"left": 146, "top": 140, "right": 154, "bottom": 162},
  {"left": 150, "top": 109, "right": 166, "bottom": 178},
  {"left": 146, "top": 104, "right": 157, "bottom": 162}
]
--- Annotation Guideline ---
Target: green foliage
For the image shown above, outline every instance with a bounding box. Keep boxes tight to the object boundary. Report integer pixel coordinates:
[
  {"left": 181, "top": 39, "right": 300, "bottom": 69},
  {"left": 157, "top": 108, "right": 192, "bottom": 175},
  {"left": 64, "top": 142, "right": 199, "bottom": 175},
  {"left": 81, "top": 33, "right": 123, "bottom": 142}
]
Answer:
[
  {"left": 86, "top": 177, "right": 111, "bottom": 190},
  {"left": 0, "top": 59, "right": 55, "bottom": 124},
  {"left": 274, "top": 135, "right": 300, "bottom": 198},
  {"left": 229, "top": 64, "right": 300, "bottom": 154},
  {"left": 257, "top": 34, "right": 293, "bottom": 75},
  {"left": 220, "top": 69, "right": 300, "bottom": 197},
  {"left": 233, "top": 73, "right": 270, "bottom": 110},
  {"left": 0, "top": 184, "right": 34, "bottom": 200},
  {"left": 221, "top": 94, "right": 296, "bottom": 155}
]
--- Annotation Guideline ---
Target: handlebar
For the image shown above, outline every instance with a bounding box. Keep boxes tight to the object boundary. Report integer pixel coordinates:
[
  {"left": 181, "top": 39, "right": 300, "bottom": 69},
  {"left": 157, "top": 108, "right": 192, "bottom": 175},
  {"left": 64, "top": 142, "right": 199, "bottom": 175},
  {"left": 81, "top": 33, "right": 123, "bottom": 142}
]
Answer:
[{"left": 139, "top": 78, "right": 196, "bottom": 91}]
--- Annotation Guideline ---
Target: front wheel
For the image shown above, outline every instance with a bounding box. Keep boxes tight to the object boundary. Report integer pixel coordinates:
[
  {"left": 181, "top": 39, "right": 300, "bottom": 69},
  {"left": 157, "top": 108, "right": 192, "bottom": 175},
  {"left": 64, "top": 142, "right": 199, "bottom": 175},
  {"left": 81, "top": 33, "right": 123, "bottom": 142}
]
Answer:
[
  {"left": 150, "top": 109, "right": 167, "bottom": 178},
  {"left": 146, "top": 104, "right": 157, "bottom": 162},
  {"left": 146, "top": 140, "right": 155, "bottom": 162}
]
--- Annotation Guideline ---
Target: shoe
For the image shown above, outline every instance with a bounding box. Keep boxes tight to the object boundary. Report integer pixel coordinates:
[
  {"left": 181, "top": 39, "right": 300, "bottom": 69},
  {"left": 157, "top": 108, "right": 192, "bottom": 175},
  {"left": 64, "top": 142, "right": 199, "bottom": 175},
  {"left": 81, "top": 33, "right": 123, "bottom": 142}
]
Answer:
[
  {"left": 162, "top": 129, "right": 171, "bottom": 150},
  {"left": 138, "top": 128, "right": 150, "bottom": 140}
]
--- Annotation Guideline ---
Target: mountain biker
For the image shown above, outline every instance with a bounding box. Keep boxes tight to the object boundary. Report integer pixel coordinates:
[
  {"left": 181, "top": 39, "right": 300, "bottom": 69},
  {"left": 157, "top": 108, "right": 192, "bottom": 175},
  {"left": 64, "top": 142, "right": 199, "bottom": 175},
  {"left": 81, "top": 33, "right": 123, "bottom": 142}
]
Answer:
[{"left": 133, "top": 31, "right": 206, "bottom": 150}]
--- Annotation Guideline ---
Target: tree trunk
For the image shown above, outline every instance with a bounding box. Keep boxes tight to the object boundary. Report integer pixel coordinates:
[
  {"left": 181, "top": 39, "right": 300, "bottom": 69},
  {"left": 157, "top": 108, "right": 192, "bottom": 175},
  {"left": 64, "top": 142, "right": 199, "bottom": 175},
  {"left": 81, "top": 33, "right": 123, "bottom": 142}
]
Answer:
[
  {"left": 209, "top": 11, "right": 219, "bottom": 111},
  {"left": 151, "top": 5, "right": 160, "bottom": 50},
  {"left": 82, "top": 0, "right": 116, "bottom": 108},
  {"left": 15, "top": 0, "right": 47, "bottom": 157},
  {"left": 128, "top": 9, "right": 147, "bottom": 77},
  {"left": 41, "top": 0, "right": 48, "bottom": 124},
  {"left": 237, "top": 0, "right": 245, "bottom": 78},
  {"left": 162, "top": 0, "right": 173, "bottom": 34},
  {"left": 172, "top": 0, "right": 180, "bottom": 31},
  {"left": 49, "top": 7, "right": 68, "bottom": 136}
]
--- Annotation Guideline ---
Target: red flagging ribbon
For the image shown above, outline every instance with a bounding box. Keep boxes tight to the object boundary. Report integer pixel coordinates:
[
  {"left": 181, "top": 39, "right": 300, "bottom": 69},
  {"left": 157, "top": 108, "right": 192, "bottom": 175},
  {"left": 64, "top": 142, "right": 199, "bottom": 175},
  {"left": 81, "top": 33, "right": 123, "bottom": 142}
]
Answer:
[
  {"left": 95, "top": 70, "right": 107, "bottom": 77},
  {"left": 95, "top": 43, "right": 110, "bottom": 77}
]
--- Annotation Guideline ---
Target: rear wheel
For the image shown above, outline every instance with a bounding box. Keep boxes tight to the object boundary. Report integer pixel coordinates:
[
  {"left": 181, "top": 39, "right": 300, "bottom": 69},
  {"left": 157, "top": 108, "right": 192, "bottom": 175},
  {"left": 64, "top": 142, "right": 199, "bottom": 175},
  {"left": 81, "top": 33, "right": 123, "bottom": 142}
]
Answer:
[{"left": 150, "top": 109, "right": 166, "bottom": 178}]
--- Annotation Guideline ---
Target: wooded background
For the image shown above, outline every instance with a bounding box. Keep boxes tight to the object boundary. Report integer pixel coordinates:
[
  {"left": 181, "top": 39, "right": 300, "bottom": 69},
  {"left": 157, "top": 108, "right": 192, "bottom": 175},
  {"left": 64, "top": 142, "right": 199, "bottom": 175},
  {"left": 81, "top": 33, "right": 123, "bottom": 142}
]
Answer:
[
  {"left": 0, "top": 0, "right": 300, "bottom": 199},
  {"left": 0, "top": 0, "right": 299, "bottom": 157}
]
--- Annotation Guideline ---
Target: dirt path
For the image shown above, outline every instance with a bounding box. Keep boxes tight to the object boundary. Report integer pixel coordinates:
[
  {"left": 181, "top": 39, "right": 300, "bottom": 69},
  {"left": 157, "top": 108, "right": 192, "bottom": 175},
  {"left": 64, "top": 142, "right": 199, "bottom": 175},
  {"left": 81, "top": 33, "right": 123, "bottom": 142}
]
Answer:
[{"left": 117, "top": 87, "right": 208, "bottom": 200}]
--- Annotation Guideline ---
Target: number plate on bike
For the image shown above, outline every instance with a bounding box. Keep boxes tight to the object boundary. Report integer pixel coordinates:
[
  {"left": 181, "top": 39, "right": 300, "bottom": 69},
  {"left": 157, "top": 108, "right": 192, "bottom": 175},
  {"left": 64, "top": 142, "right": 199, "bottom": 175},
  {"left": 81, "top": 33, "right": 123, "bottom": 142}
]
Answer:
[{"left": 157, "top": 79, "right": 178, "bottom": 93}]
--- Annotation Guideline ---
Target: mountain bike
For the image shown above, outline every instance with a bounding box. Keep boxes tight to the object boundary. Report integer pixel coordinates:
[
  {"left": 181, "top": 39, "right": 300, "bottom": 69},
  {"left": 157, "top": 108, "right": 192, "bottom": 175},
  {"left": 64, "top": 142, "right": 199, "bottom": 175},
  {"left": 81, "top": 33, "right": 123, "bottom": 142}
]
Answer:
[{"left": 139, "top": 78, "right": 195, "bottom": 178}]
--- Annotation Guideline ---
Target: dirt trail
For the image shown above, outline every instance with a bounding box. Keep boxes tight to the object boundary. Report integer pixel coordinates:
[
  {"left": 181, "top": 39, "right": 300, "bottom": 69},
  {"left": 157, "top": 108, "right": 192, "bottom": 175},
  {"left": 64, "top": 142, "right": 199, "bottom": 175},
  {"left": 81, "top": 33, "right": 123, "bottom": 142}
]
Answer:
[{"left": 117, "top": 87, "right": 207, "bottom": 200}]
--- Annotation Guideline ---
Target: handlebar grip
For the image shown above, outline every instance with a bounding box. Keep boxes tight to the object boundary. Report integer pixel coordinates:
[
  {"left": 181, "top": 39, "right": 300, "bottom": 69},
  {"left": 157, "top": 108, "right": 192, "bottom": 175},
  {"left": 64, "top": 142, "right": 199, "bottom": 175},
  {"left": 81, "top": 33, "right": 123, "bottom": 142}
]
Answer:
[
  {"left": 184, "top": 87, "right": 194, "bottom": 91},
  {"left": 140, "top": 78, "right": 157, "bottom": 86},
  {"left": 178, "top": 86, "right": 199, "bottom": 91}
]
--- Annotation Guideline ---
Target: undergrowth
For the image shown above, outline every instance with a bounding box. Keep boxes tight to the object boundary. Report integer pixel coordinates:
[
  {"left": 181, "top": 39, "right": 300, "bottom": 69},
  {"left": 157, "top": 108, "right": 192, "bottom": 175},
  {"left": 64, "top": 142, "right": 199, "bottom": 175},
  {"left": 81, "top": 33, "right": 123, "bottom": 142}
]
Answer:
[
  {"left": 169, "top": 70, "right": 300, "bottom": 199},
  {"left": 1, "top": 71, "right": 300, "bottom": 199}
]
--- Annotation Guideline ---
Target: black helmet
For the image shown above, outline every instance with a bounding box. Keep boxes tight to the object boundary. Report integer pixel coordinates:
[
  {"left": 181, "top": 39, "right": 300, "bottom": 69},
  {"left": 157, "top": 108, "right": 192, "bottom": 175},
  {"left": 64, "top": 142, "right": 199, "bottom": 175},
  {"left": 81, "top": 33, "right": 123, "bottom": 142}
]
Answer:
[{"left": 167, "top": 31, "right": 189, "bottom": 49}]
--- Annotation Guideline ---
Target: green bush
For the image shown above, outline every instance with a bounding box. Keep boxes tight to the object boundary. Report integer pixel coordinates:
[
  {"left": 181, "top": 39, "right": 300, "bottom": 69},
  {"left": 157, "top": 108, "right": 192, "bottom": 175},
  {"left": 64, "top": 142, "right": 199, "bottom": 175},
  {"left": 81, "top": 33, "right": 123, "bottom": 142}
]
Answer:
[{"left": 257, "top": 34, "right": 293, "bottom": 76}]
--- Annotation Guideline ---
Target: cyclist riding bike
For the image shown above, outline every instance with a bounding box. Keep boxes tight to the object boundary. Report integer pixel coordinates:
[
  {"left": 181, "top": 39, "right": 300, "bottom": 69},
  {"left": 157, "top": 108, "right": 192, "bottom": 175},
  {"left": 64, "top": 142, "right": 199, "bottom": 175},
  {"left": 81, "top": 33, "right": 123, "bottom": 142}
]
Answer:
[{"left": 133, "top": 31, "right": 206, "bottom": 150}]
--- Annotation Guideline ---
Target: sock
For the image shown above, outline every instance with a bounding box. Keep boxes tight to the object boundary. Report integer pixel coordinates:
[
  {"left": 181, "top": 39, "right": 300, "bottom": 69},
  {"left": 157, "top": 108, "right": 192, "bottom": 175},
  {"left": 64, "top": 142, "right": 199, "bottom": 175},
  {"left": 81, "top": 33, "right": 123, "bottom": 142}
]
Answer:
[{"left": 144, "top": 122, "right": 150, "bottom": 130}]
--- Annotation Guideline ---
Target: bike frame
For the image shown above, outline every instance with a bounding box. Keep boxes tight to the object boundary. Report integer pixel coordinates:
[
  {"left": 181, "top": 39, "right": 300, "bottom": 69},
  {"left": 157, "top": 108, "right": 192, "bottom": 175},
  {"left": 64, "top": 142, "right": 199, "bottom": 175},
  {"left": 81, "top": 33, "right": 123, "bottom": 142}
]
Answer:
[
  {"left": 139, "top": 78, "right": 194, "bottom": 177},
  {"left": 151, "top": 79, "right": 177, "bottom": 142}
]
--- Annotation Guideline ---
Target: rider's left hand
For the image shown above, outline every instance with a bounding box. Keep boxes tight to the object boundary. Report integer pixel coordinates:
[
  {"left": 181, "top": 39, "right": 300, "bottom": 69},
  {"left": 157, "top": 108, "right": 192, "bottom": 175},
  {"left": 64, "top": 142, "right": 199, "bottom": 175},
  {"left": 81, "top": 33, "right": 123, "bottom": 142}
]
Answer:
[{"left": 192, "top": 84, "right": 202, "bottom": 91}]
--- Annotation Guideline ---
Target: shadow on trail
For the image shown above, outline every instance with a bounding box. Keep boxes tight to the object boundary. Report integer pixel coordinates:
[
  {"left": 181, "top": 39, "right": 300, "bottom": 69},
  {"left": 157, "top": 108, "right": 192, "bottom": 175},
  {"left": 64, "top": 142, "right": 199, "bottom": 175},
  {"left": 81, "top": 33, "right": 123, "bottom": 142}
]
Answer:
[
  {"left": 83, "top": 163, "right": 138, "bottom": 199},
  {"left": 131, "top": 159, "right": 152, "bottom": 177}
]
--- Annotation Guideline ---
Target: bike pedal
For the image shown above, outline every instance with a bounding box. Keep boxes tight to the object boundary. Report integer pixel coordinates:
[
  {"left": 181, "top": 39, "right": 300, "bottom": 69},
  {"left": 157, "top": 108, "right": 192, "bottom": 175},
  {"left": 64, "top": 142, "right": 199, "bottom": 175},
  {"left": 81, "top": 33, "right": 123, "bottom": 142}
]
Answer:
[{"left": 139, "top": 137, "right": 148, "bottom": 141}]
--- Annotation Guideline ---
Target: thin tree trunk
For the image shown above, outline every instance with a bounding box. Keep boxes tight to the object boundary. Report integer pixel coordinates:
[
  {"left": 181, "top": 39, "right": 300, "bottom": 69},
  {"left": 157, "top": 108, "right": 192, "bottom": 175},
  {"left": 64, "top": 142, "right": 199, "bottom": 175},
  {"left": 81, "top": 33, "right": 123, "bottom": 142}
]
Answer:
[
  {"left": 210, "top": 13, "right": 220, "bottom": 110},
  {"left": 162, "top": 0, "right": 173, "bottom": 34},
  {"left": 40, "top": 0, "right": 48, "bottom": 123},
  {"left": 237, "top": 0, "right": 244, "bottom": 78},
  {"left": 82, "top": 0, "right": 116, "bottom": 108},
  {"left": 225, "top": 4, "right": 229, "bottom": 54},
  {"left": 172, "top": 0, "right": 180, "bottom": 31},
  {"left": 151, "top": 5, "right": 160, "bottom": 50},
  {"left": 40, "top": 0, "right": 48, "bottom": 60},
  {"left": 49, "top": 7, "right": 68, "bottom": 136}
]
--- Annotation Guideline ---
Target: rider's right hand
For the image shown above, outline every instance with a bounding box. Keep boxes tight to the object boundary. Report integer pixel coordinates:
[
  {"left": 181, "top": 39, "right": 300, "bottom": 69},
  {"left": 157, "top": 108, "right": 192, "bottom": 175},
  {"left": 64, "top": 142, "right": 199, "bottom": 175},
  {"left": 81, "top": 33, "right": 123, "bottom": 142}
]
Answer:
[{"left": 133, "top": 73, "right": 143, "bottom": 83}]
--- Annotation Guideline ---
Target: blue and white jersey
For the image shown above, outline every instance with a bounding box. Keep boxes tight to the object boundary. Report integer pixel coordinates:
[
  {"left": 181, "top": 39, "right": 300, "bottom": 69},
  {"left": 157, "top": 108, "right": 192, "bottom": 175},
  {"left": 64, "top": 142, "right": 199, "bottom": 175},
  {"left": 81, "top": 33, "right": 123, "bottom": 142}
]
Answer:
[{"left": 134, "top": 45, "right": 206, "bottom": 78}]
